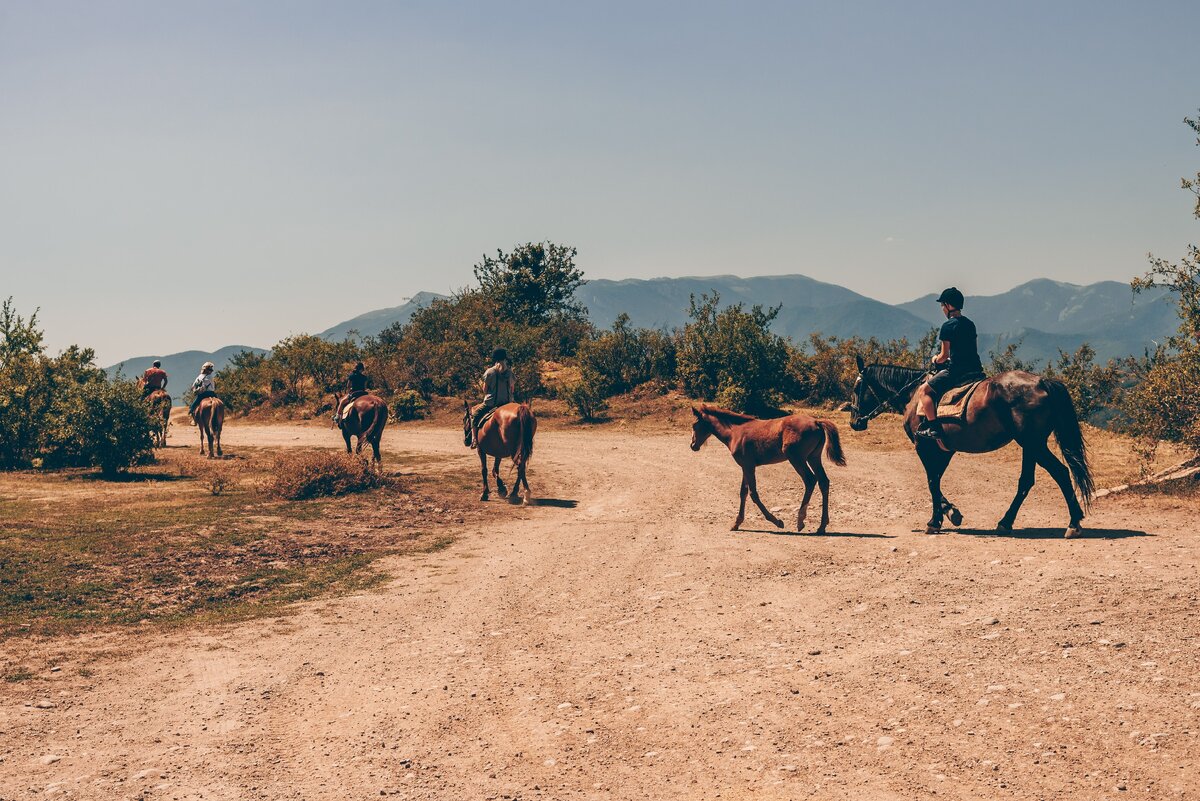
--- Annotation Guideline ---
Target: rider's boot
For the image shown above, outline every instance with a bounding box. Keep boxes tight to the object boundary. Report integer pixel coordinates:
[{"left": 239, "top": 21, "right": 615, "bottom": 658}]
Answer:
[{"left": 915, "top": 416, "right": 944, "bottom": 441}]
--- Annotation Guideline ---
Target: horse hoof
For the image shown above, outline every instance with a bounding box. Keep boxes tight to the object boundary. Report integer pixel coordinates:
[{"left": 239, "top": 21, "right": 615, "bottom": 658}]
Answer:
[
  {"left": 480, "top": 493, "right": 489, "bottom": 502},
  {"left": 814, "top": 526, "right": 827, "bottom": 535},
  {"left": 771, "top": 517, "right": 785, "bottom": 529},
  {"left": 1064, "top": 526, "right": 1082, "bottom": 539},
  {"left": 996, "top": 520, "right": 1012, "bottom": 532},
  {"left": 949, "top": 509, "right": 963, "bottom": 526},
  {"left": 731, "top": 523, "right": 741, "bottom": 531},
  {"left": 925, "top": 525, "right": 942, "bottom": 535}
]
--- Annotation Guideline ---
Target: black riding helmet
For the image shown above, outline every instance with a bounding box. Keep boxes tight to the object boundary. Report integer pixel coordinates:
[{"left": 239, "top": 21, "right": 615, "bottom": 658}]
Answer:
[
  {"left": 936, "top": 287, "right": 965, "bottom": 309},
  {"left": 353, "top": 361, "right": 364, "bottom": 372},
  {"left": 491, "top": 348, "right": 508, "bottom": 363}
]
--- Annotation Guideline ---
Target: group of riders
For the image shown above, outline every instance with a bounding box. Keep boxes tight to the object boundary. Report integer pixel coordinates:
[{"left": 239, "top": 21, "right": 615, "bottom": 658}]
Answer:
[{"left": 136, "top": 288, "right": 980, "bottom": 443}]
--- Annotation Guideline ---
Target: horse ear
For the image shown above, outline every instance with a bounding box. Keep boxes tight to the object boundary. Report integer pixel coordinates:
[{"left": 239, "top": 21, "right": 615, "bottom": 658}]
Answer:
[
  {"left": 855, "top": 355, "right": 865, "bottom": 371},
  {"left": 463, "top": 400, "right": 469, "bottom": 411},
  {"left": 691, "top": 406, "right": 701, "bottom": 418}
]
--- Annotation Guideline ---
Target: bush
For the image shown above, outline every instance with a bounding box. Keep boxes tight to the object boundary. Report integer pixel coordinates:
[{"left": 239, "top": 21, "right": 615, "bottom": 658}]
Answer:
[
  {"left": 562, "top": 375, "right": 609, "bottom": 421},
  {"left": 1043, "top": 343, "right": 1121, "bottom": 423},
  {"left": 576, "top": 314, "right": 676, "bottom": 398},
  {"left": 42, "top": 379, "right": 156, "bottom": 475},
  {"left": 267, "top": 451, "right": 384, "bottom": 500},
  {"left": 391, "top": 389, "right": 427, "bottom": 421}
]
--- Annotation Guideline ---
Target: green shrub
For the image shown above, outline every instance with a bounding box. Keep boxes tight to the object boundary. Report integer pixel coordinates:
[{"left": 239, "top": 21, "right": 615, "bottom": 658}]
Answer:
[
  {"left": 42, "top": 379, "right": 156, "bottom": 475},
  {"left": 267, "top": 451, "right": 384, "bottom": 500},
  {"left": 576, "top": 314, "right": 676, "bottom": 398},
  {"left": 391, "top": 389, "right": 427, "bottom": 421},
  {"left": 562, "top": 374, "right": 609, "bottom": 421}
]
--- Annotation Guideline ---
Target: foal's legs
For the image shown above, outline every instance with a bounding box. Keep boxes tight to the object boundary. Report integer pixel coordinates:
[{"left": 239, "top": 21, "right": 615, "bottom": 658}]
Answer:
[
  {"left": 916, "top": 442, "right": 954, "bottom": 533},
  {"left": 788, "top": 453, "right": 818, "bottom": 532},
  {"left": 741, "top": 466, "right": 785, "bottom": 530},
  {"left": 1031, "top": 444, "right": 1085, "bottom": 536},
  {"left": 998, "top": 448, "right": 1037, "bottom": 531},
  {"left": 808, "top": 454, "right": 831, "bottom": 534}
]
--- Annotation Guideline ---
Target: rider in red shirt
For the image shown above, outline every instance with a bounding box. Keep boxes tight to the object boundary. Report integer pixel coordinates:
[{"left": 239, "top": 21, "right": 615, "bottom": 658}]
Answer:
[{"left": 140, "top": 361, "right": 168, "bottom": 397}]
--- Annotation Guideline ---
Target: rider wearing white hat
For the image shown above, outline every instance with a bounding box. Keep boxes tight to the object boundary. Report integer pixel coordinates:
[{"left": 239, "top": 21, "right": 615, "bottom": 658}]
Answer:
[{"left": 188, "top": 361, "right": 218, "bottom": 423}]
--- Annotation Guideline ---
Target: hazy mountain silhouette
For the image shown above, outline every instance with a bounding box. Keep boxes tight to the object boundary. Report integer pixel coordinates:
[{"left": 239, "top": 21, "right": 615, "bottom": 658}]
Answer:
[
  {"left": 105, "top": 346, "right": 267, "bottom": 404},
  {"left": 317, "top": 291, "right": 447, "bottom": 340}
]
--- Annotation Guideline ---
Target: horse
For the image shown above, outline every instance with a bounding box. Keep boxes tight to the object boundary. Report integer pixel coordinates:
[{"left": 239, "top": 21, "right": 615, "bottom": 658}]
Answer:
[
  {"left": 145, "top": 389, "right": 172, "bottom": 448},
  {"left": 462, "top": 401, "right": 536, "bottom": 503},
  {"left": 847, "top": 356, "right": 1094, "bottom": 537},
  {"left": 333, "top": 392, "right": 388, "bottom": 466},
  {"left": 194, "top": 396, "right": 224, "bottom": 458},
  {"left": 690, "top": 404, "right": 847, "bottom": 533}
]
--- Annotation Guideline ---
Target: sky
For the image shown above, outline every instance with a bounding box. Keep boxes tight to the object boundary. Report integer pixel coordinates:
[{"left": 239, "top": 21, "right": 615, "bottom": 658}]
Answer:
[{"left": 1, "top": 0, "right": 1197, "bottom": 364}]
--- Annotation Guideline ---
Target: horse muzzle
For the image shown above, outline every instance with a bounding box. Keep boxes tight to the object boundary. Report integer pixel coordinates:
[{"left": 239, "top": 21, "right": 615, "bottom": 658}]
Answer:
[{"left": 849, "top": 418, "right": 868, "bottom": 432}]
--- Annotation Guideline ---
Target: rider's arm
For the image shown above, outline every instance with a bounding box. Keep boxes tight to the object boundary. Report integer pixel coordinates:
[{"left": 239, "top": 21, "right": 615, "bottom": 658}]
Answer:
[{"left": 933, "top": 340, "right": 951, "bottom": 366}]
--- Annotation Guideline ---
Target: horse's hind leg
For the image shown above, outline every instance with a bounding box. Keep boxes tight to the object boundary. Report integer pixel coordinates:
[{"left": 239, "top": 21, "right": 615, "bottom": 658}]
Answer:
[
  {"left": 998, "top": 449, "right": 1037, "bottom": 531},
  {"left": 1031, "top": 444, "right": 1085, "bottom": 536},
  {"left": 478, "top": 449, "right": 490, "bottom": 501},
  {"left": 787, "top": 453, "right": 817, "bottom": 532},
  {"left": 732, "top": 474, "right": 749, "bottom": 531},
  {"left": 808, "top": 453, "right": 831, "bottom": 534},
  {"left": 343, "top": 430, "right": 353, "bottom": 454},
  {"left": 745, "top": 467, "right": 785, "bottom": 529},
  {"left": 493, "top": 456, "right": 508, "bottom": 498},
  {"left": 917, "top": 442, "right": 953, "bottom": 533},
  {"left": 517, "top": 461, "right": 531, "bottom": 503}
]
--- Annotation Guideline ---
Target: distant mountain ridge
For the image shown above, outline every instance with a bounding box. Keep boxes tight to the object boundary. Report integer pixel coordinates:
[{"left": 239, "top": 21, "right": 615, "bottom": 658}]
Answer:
[
  {"left": 105, "top": 346, "right": 267, "bottom": 405},
  {"left": 106, "top": 275, "right": 1177, "bottom": 377}
]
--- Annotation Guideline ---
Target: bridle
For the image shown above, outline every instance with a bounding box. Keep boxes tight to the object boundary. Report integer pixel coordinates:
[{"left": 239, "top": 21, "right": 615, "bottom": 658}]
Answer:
[{"left": 853, "top": 368, "right": 927, "bottom": 423}]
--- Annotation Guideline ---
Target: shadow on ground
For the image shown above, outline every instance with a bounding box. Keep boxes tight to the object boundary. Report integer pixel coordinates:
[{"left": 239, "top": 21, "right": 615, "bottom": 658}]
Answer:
[
  {"left": 737, "top": 528, "right": 894, "bottom": 538},
  {"left": 952, "top": 527, "right": 1150, "bottom": 540}
]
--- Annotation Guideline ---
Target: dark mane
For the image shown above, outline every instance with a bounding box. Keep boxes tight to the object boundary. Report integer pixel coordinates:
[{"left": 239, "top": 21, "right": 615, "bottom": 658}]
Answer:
[
  {"left": 696, "top": 403, "right": 758, "bottom": 423},
  {"left": 866, "top": 363, "right": 927, "bottom": 393}
]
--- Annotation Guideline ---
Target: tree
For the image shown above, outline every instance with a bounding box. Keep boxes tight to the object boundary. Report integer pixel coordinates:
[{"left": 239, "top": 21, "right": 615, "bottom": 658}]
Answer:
[{"left": 473, "top": 242, "right": 587, "bottom": 324}]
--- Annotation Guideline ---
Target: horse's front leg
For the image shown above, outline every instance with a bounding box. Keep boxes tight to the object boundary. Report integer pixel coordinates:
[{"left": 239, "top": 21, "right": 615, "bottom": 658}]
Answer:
[
  {"left": 478, "top": 449, "right": 490, "bottom": 501},
  {"left": 788, "top": 454, "right": 817, "bottom": 532},
  {"left": 917, "top": 442, "right": 953, "bottom": 534},
  {"left": 493, "top": 455, "right": 508, "bottom": 498},
  {"left": 998, "top": 449, "right": 1037, "bottom": 531},
  {"left": 745, "top": 466, "right": 784, "bottom": 529},
  {"left": 342, "top": 429, "right": 352, "bottom": 454},
  {"left": 732, "top": 476, "right": 749, "bottom": 531}
]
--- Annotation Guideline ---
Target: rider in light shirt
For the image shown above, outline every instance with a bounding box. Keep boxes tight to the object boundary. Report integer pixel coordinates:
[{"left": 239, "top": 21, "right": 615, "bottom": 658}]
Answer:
[{"left": 188, "top": 362, "right": 218, "bottom": 423}]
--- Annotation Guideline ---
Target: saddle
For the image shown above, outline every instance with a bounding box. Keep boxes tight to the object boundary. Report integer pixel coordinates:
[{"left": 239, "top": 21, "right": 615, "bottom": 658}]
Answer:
[
  {"left": 476, "top": 407, "right": 497, "bottom": 427},
  {"left": 935, "top": 379, "right": 985, "bottom": 422}
]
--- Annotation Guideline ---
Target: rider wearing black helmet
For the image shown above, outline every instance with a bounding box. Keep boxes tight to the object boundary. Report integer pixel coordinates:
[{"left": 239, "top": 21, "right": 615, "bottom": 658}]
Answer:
[
  {"left": 469, "top": 348, "right": 516, "bottom": 449},
  {"left": 915, "top": 287, "right": 985, "bottom": 440},
  {"left": 333, "top": 362, "right": 371, "bottom": 421}
]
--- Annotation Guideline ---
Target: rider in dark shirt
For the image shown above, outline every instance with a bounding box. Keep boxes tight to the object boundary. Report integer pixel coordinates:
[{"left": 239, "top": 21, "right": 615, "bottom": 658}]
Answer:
[
  {"left": 915, "top": 287, "right": 986, "bottom": 440},
  {"left": 334, "top": 362, "right": 370, "bottom": 421}
]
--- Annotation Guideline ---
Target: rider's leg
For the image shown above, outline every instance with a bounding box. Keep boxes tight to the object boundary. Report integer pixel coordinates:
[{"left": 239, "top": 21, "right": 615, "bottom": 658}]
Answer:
[{"left": 470, "top": 403, "right": 490, "bottom": 448}]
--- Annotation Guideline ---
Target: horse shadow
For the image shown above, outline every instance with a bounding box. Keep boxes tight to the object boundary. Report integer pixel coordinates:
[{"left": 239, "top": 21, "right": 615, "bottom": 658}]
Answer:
[
  {"left": 737, "top": 528, "right": 894, "bottom": 539},
  {"left": 526, "top": 498, "right": 578, "bottom": 508},
  {"left": 952, "top": 527, "right": 1150, "bottom": 540}
]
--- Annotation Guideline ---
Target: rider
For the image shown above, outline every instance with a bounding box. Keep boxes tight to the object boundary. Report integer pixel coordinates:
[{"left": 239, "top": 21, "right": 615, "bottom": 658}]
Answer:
[
  {"left": 914, "top": 287, "right": 986, "bottom": 441},
  {"left": 188, "top": 361, "right": 218, "bottom": 424},
  {"left": 469, "top": 348, "right": 516, "bottom": 449},
  {"left": 139, "top": 360, "right": 168, "bottom": 397},
  {"left": 333, "top": 362, "right": 370, "bottom": 421}
]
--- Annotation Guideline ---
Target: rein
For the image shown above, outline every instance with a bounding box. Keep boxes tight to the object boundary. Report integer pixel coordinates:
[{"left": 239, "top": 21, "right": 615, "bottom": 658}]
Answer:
[{"left": 857, "top": 369, "right": 927, "bottom": 422}]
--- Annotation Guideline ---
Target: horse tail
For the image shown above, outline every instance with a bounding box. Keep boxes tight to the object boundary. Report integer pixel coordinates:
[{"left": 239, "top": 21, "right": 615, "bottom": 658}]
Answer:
[
  {"left": 1042, "top": 378, "right": 1094, "bottom": 508},
  {"left": 367, "top": 399, "right": 388, "bottom": 442},
  {"left": 817, "top": 420, "right": 847, "bottom": 466},
  {"left": 514, "top": 404, "right": 535, "bottom": 466}
]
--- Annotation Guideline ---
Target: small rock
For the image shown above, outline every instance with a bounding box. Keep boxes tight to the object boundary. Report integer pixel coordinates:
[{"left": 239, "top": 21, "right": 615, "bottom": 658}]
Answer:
[
  {"left": 1050, "top": 692, "right": 1066, "bottom": 701},
  {"left": 49, "top": 666, "right": 61, "bottom": 673},
  {"left": 34, "top": 700, "right": 56, "bottom": 709},
  {"left": 807, "top": 649, "right": 822, "bottom": 656},
  {"left": 983, "top": 617, "right": 1000, "bottom": 626},
  {"left": 876, "top": 735, "right": 894, "bottom": 749},
  {"left": 40, "top": 755, "right": 61, "bottom": 765}
]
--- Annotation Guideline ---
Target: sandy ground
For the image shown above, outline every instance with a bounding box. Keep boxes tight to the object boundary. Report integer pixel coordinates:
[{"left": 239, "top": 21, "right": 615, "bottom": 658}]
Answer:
[{"left": 1, "top": 416, "right": 1197, "bottom": 800}]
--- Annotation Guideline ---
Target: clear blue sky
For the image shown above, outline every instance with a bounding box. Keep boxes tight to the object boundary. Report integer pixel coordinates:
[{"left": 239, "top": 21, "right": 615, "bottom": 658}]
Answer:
[{"left": 2, "top": 0, "right": 1197, "bottom": 363}]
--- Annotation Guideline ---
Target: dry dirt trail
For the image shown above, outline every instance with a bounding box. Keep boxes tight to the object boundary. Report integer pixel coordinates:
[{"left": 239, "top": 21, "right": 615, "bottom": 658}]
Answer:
[{"left": 2, "top": 419, "right": 1197, "bottom": 800}]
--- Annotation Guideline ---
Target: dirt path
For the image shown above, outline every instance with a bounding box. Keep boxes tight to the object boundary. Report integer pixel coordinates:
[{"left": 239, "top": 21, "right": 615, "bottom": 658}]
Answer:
[{"left": 2, "top": 421, "right": 1197, "bottom": 800}]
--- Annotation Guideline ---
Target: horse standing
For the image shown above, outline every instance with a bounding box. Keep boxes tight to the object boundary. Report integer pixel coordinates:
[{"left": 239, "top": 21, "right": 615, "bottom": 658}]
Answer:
[
  {"left": 145, "top": 389, "right": 172, "bottom": 448},
  {"left": 848, "top": 356, "right": 1094, "bottom": 537},
  {"left": 333, "top": 393, "right": 388, "bottom": 466},
  {"left": 690, "top": 404, "right": 847, "bottom": 533},
  {"left": 194, "top": 396, "right": 224, "bottom": 458},
  {"left": 463, "top": 401, "right": 536, "bottom": 503}
]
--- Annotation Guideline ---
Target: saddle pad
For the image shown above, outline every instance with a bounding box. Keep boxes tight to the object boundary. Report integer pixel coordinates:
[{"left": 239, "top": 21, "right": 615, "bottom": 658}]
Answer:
[
  {"left": 341, "top": 404, "right": 356, "bottom": 420},
  {"left": 936, "top": 380, "right": 984, "bottom": 420},
  {"left": 477, "top": 408, "right": 497, "bottom": 426}
]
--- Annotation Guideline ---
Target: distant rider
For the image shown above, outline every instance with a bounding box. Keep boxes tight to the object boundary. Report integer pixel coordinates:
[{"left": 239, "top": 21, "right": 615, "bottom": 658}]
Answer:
[
  {"left": 469, "top": 348, "right": 516, "bottom": 449},
  {"left": 139, "top": 360, "right": 168, "bottom": 397},
  {"left": 914, "top": 287, "right": 986, "bottom": 441},
  {"left": 333, "top": 362, "right": 370, "bottom": 422},
  {"left": 188, "top": 361, "right": 218, "bottom": 424}
]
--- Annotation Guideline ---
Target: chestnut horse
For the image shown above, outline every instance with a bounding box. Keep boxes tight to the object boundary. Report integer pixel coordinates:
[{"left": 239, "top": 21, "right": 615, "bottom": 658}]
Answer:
[
  {"left": 690, "top": 404, "right": 846, "bottom": 533},
  {"left": 462, "top": 401, "right": 536, "bottom": 502},
  {"left": 333, "top": 393, "right": 388, "bottom": 465},
  {"left": 145, "top": 389, "right": 172, "bottom": 448},
  {"left": 194, "top": 396, "right": 224, "bottom": 458},
  {"left": 848, "top": 356, "right": 1094, "bottom": 536}
]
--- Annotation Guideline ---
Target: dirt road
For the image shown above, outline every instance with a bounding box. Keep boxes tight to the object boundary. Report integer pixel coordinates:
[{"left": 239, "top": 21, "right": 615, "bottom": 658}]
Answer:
[{"left": 2, "top": 419, "right": 1197, "bottom": 800}]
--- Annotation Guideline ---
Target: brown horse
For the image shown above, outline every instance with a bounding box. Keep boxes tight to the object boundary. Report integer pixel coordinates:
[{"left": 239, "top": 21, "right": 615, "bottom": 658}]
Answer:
[
  {"left": 333, "top": 393, "right": 388, "bottom": 465},
  {"left": 462, "top": 401, "right": 536, "bottom": 503},
  {"left": 690, "top": 404, "right": 847, "bottom": 533},
  {"left": 848, "top": 357, "right": 1094, "bottom": 537},
  {"left": 145, "top": 389, "right": 172, "bottom": 448},
  {"left": 194, "top": 396, "right": 224, "bottom": 458}
]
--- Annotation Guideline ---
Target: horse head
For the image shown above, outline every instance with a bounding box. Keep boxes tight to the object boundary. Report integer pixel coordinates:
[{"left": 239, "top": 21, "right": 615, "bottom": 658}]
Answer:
[
  {"left": 462, "top": 401, "right": 473, "bottom": 447},
  {"left": 849, "top": 355, "right": 870, "bottom": 431},
  {"left": 690, "top": 406, "right": 714, "bottom": 451}
]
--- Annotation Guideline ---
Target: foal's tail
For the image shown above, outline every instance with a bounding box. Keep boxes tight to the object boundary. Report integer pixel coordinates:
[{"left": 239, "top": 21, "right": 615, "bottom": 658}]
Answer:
[
  {"left": 817, "top": 420, "right": 847, "bottom": 467},
  {"left": 514, "top": 403, "right": 535, "bottom": 466},
  {"left": 1043, "top": 378, "right": 1094, "bottom": 508}
]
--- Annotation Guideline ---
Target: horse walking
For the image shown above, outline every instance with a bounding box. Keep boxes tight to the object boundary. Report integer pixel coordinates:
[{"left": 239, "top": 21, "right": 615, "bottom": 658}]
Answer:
[
  {"left": 333, "top": 393, "right": 388, "bottom": 466},
  {"left": 194, "top": 396, "right": 224, "bottom": 458},
  {"left": 848, "top": 356, "right": 1094, "bottom": 537},
  {"left": 145, "top": 389, "right": 172, "bottom": 448},
  {"left": 463, "top": 401, "right": 536, "bottom": 503},
  {"left": 690, "top": 404, "right": 847, "bottom": 534}
]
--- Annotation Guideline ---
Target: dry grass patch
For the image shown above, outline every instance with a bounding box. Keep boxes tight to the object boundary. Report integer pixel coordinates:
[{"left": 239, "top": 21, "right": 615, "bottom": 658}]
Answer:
[{"left": 267, "top": 450, "right": 385, "bottom": 500}]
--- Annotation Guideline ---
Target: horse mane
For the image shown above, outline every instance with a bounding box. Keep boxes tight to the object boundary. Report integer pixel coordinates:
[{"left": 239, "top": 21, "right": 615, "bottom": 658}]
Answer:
[
  {"left": 866, "top": 363, "right": 927, "bottom": 393},
  {"left": 697, "top": 403, "right": 758, "bottom": 423}
]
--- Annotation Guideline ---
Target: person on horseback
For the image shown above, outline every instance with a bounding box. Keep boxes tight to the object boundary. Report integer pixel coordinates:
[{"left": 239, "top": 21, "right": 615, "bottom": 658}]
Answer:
[
  {"left": 469, "top": 348, "right": 516, "bottom": 449},
  {"left": 333, "top": 362, "right": 370, "bottom": 422},
  {"left": 188, "top": 361, "right": 218, "bottom": 424},
  {"left": 915, "top": 287, "right": 986, "bottom": 441},
  {"left": 139, "top": 360, "right": 168, "bottom": 397}
]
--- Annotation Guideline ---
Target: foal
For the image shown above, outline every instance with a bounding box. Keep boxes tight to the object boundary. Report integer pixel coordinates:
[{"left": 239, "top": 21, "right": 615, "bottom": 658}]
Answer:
[{"left": 690, "top": 404, "right": 847, "bottom": 533}]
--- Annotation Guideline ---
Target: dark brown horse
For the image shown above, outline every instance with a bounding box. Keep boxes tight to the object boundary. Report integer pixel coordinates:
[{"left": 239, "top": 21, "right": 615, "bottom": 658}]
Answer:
[
  {"left": 194, "top": 396, "right": 224, "bottom": 458},
  {"left": 145, "top": 389, "right": 172, "bottom": 448},
  {"left": 462, "top": 401, "right": 536, "bottom": 503},
  {"left": 333, "top": 393, "right": 388, "bottom": 465},
  {"left": 690, "top": 404, "right": 847, "bottom": 533},
  {"left": 848, "top": 357, "right": 1094, "bottom": 537}
]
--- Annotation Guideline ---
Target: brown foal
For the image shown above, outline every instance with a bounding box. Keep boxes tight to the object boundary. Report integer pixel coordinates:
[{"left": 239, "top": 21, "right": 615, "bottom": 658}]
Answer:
[{"left": 690, "top": 404, "right": 847, "bottom": 533}]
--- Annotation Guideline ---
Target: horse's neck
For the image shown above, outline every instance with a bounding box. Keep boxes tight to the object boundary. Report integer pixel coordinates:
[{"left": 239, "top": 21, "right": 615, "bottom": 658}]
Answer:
[
  {"left": 870, "top": 366, "right": 925, "bottom": 403},
  {"left": 702, "top": 414, "right": 737, "bottom": 446}
]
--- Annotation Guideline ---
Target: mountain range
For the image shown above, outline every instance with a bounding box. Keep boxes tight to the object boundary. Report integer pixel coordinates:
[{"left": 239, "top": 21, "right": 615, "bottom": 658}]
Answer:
[{"left": 105, "top": 275, "right": 1176, "bottom": 390}]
